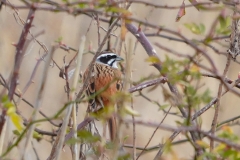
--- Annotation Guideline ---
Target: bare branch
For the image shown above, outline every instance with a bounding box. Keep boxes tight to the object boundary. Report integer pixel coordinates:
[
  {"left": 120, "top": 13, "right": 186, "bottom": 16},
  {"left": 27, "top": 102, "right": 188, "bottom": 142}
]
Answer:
[
  {"left": 8, "top": 8, "right": 36, "bottom": 100},
  {"left": 129, "top": 77, "right": 168, "bottom": 93}
]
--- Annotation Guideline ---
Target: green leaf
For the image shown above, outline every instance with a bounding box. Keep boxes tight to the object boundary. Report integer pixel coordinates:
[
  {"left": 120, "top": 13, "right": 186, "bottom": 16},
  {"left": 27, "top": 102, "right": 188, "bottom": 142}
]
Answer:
[
  {"left": 197, "top": 152, "right": 217, "bottom": 160},
  {"left": 218, "top": 126, "right": 239, "bottom": 142},
  {"left": 201, "top": 89, "right": 212, "bottom": 103},
  {"left": 161, "top": 56, "right": 190, "bottom": 84},
  {"left": 145, "top": 56, "right": 161, "bottom": 63},
  {"left": 186, "top": 85, "right": 197, "bottom": 96},
  {"left": 184, "top": 23, "right": 205, "bottom": 34},
  {"left": 105, "top": 141, "right": 114, "bottom": 149},
  {"left": 10, "top": 113, "right": 23, "bottom": 131},
  {"left": 159, "top": 104, "right": 169, "bottom": 110},
  {"left": 117, "top": 152, "right": 131, "bottom": 160},
  {"left": 216, "top": 16, "right": 231, "bottom": 35},
  {"left": 222, "top": 149, "right": 237, "bottom": 159},
  {"left": 219, "top": 16, "right": 227, "bottom": 28},
  {"left": 55, "top": 36, "right": 63, "bottom": 43},
  {"left": 78, "top": 3, "right": 87, "bottom": 9},
  {"left": 123, "top": 135, "right": 129, "bottom": 143},
  {"left": 1, "top": 94, "right": 23, "bottom": 132},
  {"left": 106, "top": 6, "right": 131, "bottom": 15},
  {"left": 189, "top": 0, "right": 200, "bottom": 11},
  {"left": 13, "top": 130, "right": 21, "bottom": 136},
  {"left": 196, "top": 140, "right": 209, "bottom": 148},
  {"left": 163, "top": 139, "right": 172, "bottom": 153},
  {"left": 124, "top": 106, "right": 140, "bottom": 116},
  {"left": 77, "top": 130, "right": 100, "bottom": 143},
  {"left": 33, "top": 131, "right": 43, "bottom": 141},
  {"left": 1, "top": 95, "right": 8, "bottom": 103}
]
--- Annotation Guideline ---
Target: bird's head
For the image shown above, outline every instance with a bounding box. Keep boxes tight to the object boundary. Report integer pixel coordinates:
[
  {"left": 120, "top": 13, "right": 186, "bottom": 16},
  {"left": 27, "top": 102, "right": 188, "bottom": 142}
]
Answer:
[{"left": 96, "top": 52, "right": 124, "bottom": 69}]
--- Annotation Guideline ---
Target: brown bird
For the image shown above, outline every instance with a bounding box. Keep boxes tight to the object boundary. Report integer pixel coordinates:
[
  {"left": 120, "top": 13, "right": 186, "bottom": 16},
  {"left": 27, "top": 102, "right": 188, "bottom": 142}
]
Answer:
[{"left": 83, "top": 51, "right": 124, "bottom": 141}]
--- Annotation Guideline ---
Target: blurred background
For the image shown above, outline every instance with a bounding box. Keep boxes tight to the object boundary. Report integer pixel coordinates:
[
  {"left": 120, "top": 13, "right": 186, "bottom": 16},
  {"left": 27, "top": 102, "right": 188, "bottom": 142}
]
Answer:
[{"left": 0, "top": 0, "right": 239, "bottom": 159}]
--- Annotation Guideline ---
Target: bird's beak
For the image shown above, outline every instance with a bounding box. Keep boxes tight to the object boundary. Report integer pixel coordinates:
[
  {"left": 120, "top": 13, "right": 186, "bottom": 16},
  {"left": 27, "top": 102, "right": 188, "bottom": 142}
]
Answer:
[{"left": 116, "top": 56, "right": 124, "bottom": 61}]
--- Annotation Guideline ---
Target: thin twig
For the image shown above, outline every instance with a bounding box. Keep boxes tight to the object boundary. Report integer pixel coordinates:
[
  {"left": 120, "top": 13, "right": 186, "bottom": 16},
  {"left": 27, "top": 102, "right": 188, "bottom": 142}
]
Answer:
[
  {"left": 217, "top": 114, "right": 240, "bottom": 128},
  {"left": 210, "top": 54, "right": 231, "bottom": 151},
  {"left": 22, "top": 47, "right": 54, "bottom": 160},
  {"left": 31, "top": 141, "right": 40, "bottom": 160},
  {"left": 136, "top": 106, "right": 172, "bottom": 159},
  {"left": 16, "top": 53, "right": 48, "bottom": 105},
  {"left": 8, "top": 7, "right": 36, "bottom": 100},
  {"left": 128, "top": 77, "right": 168, "bottom": 93}
]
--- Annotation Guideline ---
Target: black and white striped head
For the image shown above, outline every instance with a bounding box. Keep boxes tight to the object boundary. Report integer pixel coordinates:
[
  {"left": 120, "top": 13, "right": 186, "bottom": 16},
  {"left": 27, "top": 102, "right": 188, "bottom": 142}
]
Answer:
[{"left": 96, "top": 52, "right": 124, "bottom": 69}]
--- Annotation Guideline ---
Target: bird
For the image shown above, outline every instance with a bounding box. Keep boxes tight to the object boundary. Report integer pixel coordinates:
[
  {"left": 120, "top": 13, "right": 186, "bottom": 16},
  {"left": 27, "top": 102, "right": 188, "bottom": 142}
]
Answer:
[{"left": 83, "top": 51, "right": 124, "bottom": 141}]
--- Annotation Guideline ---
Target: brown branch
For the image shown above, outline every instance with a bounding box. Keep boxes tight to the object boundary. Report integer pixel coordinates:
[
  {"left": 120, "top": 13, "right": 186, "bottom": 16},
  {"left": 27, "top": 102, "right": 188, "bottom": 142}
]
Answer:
[
  {"left": 125, "top": 23, "right": 162, "bottom": 71},
  {"left": 210, "top": 54, "right": 231, "bottom": 151},
  {"left": 8, "top": 8, "right": 36, "bottom": 100},
  {"left": 128, "top": 77, "right": 168, "bottom": 93},
  {"left": 23, "top": 119, "right": 57, "bottom": 136},
  {"left": 63, "top": 52, "right": 78, "bottom": 99},
  {"left": 124, "top": 119, "right": 198, "bottom": 132},
  {"left": 192, "top": 98, "right": 218, "bottom": 121},
  {"left": 0, "top": 8, "right": 36, "bottom": 138},
  {"left": 200, "top": 130, "right": 240, "bottom": 151},
  {"left": 67, "top": 0, "right": 214, "bottom": 10},
  {"left": 201, "top": 73, "right": 240, "bottom": 89},
  {"left": 217, "top": 114, "right": 240, "bottom": 128}
]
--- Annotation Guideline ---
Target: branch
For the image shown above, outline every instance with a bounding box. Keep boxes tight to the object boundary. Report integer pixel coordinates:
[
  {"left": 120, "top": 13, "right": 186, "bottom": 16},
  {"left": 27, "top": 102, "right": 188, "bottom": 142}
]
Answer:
[
  {"left": 128, "top": 77, "right": 168, "bottom": 93},
  {"left": 210, "top": 54, "right": 231, "bottom": 151},
  {"left": 125, "top": 22, "right": 206, "bottom": 159},
  {"left": 8, "top": 7, "right": 36, "bottom": 100},
  {"left": 125, "top": 119, "right": 240, "bottom": 153},
  {"left": 201, "top": 73, "right": 240, "bottom": 89}
]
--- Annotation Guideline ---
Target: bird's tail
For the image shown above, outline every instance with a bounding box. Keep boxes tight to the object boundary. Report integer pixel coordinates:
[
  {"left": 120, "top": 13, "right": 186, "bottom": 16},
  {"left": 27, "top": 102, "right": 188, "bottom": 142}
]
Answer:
[{"left": 108, "top": 115, "right": 117, "bottom": 141}]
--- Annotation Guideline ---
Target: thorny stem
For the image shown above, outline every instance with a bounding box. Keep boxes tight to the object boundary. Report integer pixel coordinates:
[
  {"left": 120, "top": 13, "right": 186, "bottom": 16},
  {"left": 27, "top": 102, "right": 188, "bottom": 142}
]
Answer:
[
  {"left": 210, "top": 54, "right": 231, "bottom": 151},
  {"left": 8, "top": 8, "right": 36, "bottom": 100},
  {"left": 0, "top": 8, "right": 36, "bottom": 141}
]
